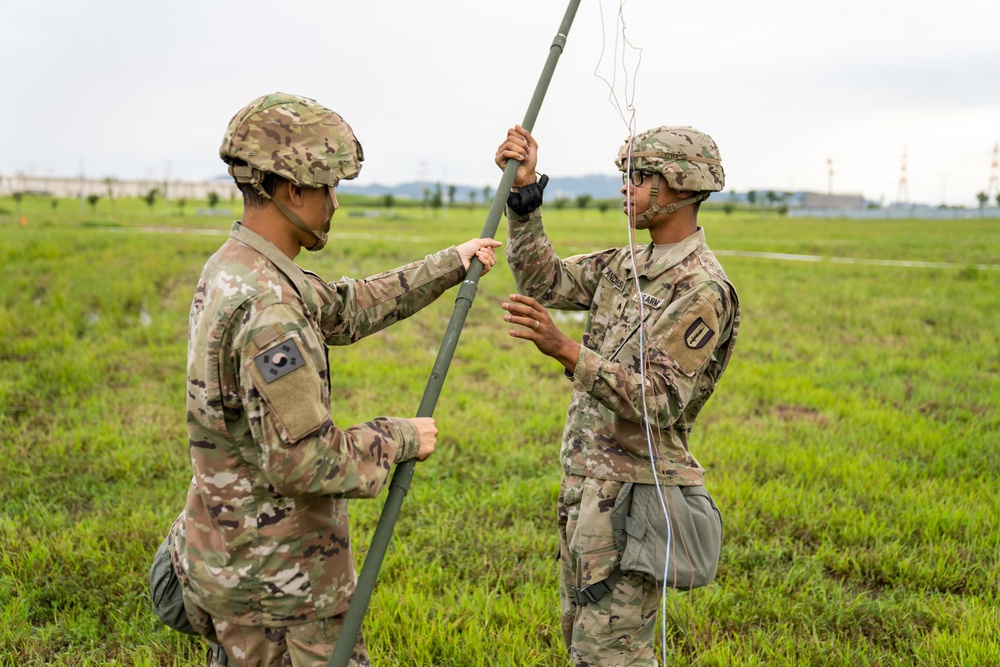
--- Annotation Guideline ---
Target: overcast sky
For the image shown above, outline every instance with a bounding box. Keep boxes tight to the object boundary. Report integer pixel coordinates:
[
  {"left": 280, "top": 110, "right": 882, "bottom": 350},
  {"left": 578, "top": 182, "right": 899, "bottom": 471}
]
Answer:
[{"left": 2, "top": 0, "right": 998, "bottom": 206}]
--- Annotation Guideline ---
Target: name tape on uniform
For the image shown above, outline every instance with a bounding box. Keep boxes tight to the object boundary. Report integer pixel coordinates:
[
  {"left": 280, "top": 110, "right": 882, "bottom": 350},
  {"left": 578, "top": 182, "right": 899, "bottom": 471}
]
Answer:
[
  {"left": 603, "top": 267, "right": 665, "bottom": 309},
  {"left": 602, "top": 267, "right": 626, "bottom": 293}
]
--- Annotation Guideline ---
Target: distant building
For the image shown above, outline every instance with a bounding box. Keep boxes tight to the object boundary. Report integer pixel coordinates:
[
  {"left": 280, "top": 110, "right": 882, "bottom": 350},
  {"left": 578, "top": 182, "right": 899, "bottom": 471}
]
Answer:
[
  {"left": 800, "top": 192, "right": 866, "bottom": 209},
  {"left": 0, "top": 173, "right": 239, "bottom": 201}
]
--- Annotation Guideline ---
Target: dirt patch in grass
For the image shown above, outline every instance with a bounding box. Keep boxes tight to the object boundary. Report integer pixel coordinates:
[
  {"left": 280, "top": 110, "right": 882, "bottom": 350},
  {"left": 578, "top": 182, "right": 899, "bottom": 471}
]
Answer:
[{"left": 773, "top": 404, "right": 828, "bottom": 424}]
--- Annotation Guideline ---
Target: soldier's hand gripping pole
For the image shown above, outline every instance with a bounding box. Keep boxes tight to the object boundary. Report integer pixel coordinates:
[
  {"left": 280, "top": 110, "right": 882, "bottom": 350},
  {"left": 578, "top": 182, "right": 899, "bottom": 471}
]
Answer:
[{"left": 330, "top": 2, "right": 581, "bottom": 665}]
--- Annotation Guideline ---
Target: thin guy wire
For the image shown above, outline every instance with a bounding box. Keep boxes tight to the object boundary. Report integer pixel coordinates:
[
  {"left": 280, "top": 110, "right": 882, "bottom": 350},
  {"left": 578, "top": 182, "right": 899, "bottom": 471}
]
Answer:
[{"left": 595, "top": 2, "right": 674, "bottom": 661}]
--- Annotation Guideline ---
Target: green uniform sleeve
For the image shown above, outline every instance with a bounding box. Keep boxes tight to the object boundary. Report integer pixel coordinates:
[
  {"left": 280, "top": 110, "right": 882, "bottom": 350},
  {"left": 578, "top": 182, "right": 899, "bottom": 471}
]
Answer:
[
  {"left": 237, "top": 303, "right": 421, "bottom": 499},
  {"left": 310, "top": 246, "right": 464, "bottom": 346},
  {"left": 570, "top": 281, "right": 731, "bottom": 431}
]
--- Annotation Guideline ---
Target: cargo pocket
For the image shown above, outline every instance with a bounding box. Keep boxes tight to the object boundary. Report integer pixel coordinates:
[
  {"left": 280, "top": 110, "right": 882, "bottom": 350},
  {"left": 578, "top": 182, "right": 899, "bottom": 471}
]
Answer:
[
  {"left": 571, "top": 477, "right": 624, "bottom": 638},
  {"left": 576, "top": 543, "right": 620, "bottom": 638}
]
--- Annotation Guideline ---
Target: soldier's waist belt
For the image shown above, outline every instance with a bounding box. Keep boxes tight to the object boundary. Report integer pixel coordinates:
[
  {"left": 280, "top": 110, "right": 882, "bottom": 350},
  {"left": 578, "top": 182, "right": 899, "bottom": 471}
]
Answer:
[{"left": 571, "top": 568, "right": 624, "bottom": 605}]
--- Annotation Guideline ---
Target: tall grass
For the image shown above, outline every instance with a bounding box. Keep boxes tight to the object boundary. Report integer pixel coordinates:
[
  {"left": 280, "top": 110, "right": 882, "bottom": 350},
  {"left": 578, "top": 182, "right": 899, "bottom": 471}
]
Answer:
[{"left": 1, "top": 198, "right": 997, "bottom": 665}]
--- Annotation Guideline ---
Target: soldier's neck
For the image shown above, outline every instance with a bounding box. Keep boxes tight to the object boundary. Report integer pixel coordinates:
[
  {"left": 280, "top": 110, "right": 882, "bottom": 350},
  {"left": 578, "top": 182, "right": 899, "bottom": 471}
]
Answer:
[
  {"left": 242, "top": 207, "right": 302, "bottom": 260},
  {"left": 647, "top": 213, "right": 697, "bottom": 245}
]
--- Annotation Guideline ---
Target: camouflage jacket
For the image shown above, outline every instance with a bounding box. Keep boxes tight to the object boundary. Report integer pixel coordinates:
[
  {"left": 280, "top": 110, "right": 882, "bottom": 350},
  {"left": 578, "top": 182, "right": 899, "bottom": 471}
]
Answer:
[
  {"left": 507, "top": 208, "right": 740, "bottom": 485},
  {"left": 173, "top": 222, "right": 464, "bottom": 626}
]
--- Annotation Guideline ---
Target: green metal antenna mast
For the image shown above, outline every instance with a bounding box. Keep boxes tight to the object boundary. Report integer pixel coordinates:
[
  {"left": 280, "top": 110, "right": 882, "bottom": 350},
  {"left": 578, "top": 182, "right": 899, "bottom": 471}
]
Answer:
[{"left": 330, "top": 2, "right": 582, "bottom": 664}]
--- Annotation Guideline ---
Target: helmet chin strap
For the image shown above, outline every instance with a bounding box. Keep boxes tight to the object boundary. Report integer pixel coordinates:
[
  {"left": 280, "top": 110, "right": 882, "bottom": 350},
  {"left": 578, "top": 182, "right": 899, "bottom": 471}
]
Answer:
[
  {"left": 229, "top": 163, "right": 328, "bottom": 251},
  {"left": 632, "top": 172, "right": 662, "bottom": 226},
  {"left": 631, "top": 172, "right": 710, "bottom": 226},
  {"left": 272, "top": 197, "right": 327, "bottom": 252}
]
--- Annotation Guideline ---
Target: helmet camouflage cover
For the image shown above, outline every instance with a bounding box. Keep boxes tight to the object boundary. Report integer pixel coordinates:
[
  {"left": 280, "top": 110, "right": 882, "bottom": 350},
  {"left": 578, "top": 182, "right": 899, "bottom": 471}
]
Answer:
[
  {"left": 615, "top": 126, "right": 724, "bottom": 193},
  {"left": 219, "top": 92, "right": 364, "bottom": 189}
]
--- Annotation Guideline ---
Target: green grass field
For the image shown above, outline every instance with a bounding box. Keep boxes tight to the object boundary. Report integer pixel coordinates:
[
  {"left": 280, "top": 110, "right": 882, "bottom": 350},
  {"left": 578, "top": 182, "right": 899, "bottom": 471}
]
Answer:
[{"left": 1, "top": 194, "right": 998, "bottom": 666}]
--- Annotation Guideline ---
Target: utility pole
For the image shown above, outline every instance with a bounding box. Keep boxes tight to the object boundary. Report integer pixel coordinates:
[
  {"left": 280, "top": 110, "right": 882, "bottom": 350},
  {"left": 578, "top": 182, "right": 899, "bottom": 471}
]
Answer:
[
  {"left": 896, "top": 146, "right": 909, "bottom": 206},
  {"left": 826, "top": 156, "right": 834, "bottom": 211},
  {"left": 418, "top": 160, "right": 428, "bottom": 217},
  {"left": 163, "top": 160, "right": 171, "bottom": 214},
  {"left": 442, "top": 169, "right": 449, "bottom": 219}
]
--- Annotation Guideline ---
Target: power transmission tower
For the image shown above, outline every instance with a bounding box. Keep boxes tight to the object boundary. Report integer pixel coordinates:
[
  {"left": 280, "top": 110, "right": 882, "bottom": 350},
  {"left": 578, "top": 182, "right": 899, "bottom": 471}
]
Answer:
[{"left": 897, "top": 146, "right": 909, "bottom": 205}]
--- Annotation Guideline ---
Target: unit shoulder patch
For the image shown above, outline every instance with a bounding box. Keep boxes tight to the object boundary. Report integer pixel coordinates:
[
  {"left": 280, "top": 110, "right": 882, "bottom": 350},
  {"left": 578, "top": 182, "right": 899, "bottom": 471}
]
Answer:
[
  {"left": 665, "top": 298, "right": 720, "bottom": 376},
  {"left": 684, "top": 317, "right": 715, "bottom": 350},
  {"left": 254, "top": 338, "right": 305, "bottom": 383}
]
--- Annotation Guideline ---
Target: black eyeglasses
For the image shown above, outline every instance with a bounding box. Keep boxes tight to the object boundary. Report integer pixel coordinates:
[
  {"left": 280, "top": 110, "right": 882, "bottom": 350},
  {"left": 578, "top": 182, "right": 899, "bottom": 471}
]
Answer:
[{"left": 621, "top": 170, "right": 651, "bottom": 187}]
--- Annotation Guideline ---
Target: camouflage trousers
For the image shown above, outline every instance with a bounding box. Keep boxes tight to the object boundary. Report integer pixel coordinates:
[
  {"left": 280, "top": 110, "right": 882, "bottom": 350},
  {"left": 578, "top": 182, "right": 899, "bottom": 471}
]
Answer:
[
  {"left": 559, "top": 474, "right": 660, "bottom": 667},
  {"left": 205, "top": 614, "right": 369, "bottom": 667}
]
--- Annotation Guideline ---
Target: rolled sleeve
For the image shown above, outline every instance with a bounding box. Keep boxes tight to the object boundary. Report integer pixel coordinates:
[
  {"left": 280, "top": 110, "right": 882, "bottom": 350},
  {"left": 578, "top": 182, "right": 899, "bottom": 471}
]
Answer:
[
  {"left": 571, "top": 345, "right": 603, "bottom": 393},
  {"left": 390, "top": 417, "right": 421, "bottom": 463}
]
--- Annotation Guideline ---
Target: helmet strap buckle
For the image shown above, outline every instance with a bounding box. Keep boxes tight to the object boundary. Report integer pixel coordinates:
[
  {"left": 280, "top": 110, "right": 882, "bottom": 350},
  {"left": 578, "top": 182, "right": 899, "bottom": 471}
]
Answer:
[
  {"left": 633, "top": 172, "right": 661, "bottom": 225},
  {"left": 229, "top": 164, "right": 274, "bottom": 202}
]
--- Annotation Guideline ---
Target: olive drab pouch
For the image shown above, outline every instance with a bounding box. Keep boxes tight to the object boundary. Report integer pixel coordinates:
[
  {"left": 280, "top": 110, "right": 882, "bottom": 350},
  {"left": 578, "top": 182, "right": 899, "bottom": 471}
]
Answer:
[
  {"left": 149, "top": 533, "right": 199, "bottom": 636},
  {"left": 611, "top": 483, "right": 723, "bottom": 590},
  {"left": 150, "top": 529, "right": 221, "bottom": 645}
]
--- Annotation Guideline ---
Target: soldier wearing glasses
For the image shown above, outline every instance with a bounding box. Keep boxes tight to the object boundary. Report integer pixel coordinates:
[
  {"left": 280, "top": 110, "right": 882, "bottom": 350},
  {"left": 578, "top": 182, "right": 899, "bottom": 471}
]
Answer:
[{"left": 495, "top": 125, "right": 740, "bottom": 666}]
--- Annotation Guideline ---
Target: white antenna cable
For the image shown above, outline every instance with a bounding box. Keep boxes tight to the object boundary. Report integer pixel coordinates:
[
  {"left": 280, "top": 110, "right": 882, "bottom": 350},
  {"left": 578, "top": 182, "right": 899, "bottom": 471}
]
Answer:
[{"left": 594, "top": 2, "right": 676, "bottom": 662}]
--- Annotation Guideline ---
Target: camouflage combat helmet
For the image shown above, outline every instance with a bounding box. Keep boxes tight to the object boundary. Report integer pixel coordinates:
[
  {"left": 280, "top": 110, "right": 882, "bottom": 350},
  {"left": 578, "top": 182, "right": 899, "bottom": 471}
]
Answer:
[
  {"left": 220, "top": 92, "right": 364, "bottom": 250},
  {"left": 615, "top": 126, "right": 724, "bottom": 224}
]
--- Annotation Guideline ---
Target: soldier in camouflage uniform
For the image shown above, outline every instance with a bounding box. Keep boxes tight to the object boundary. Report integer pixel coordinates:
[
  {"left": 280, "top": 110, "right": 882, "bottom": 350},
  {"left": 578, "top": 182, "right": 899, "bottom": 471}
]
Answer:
[
  {"left": 167, "top": 93, "right": 500, "bottom": 667},
  {"left": 495, "top": 125, "right": 740, "bottom": 666}
]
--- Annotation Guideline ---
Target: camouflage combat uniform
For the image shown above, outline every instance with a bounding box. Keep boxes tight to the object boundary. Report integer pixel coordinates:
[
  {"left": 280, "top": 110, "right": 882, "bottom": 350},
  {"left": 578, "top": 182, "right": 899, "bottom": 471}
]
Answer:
[
  {"left": 170, "top": 221, "right": 465, "bottom": 665},
  {"left": 506, "top": 207, "right": 740, "bottom": 666}
]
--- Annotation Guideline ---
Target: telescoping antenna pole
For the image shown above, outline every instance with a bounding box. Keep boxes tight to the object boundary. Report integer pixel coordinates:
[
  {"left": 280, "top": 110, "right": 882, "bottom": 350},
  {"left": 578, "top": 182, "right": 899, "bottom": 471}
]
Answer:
[{"left": 329, "top": 2, "right": 582, "bottom": 665}]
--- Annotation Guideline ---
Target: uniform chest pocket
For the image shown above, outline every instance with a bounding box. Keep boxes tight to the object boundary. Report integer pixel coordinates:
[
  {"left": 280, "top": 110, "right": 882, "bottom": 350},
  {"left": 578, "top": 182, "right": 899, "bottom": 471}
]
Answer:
[
  {"left": 603, "top": 289, "right": 667, "bottom": 363},
  {"left": 579, "top": 283, "right": 604, "bottom": 351}
]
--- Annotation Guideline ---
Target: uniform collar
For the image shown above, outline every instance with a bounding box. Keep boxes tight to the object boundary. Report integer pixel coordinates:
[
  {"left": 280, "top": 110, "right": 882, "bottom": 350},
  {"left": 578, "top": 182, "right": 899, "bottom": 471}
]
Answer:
[
  {"left": 230, "top": 222, "right": 321, "bottom": 316},
  {"left": 626, "top": 227, "right": 707, "bottom": 280}
]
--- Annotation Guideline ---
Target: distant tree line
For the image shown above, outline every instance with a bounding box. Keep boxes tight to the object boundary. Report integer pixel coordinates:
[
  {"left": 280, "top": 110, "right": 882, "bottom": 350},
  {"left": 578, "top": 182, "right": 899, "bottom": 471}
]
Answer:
[{"left": 975, "top": 191, "right": 1000, "bottom": 208}]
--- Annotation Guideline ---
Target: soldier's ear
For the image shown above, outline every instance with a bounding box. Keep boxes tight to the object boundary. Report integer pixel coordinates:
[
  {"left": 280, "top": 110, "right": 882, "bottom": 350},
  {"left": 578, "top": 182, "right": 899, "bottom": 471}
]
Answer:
[
  {"left": 271, "top": 181, "right": 300, "bottom": 208},
  {"left": 286, "top": 183, "right": 306, "bottom": 207}
]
